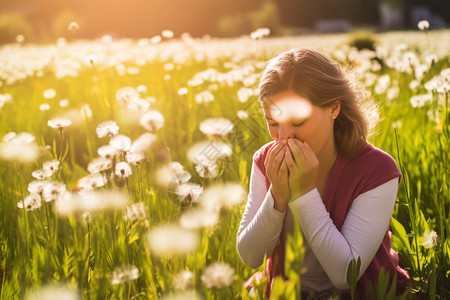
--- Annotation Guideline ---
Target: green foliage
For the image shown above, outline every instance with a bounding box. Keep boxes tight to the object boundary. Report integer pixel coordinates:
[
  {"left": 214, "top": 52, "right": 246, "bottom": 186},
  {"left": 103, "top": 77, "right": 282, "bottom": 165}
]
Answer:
[
  {"left": 346, "top": 257, "right": 361, "bottom": 299},
  {"left": 347, "top": 30, "right": 378, "bottom": 51}
]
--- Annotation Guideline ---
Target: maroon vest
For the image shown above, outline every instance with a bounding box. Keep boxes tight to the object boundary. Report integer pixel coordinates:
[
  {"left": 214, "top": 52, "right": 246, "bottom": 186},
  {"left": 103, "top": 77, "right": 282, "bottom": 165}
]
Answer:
[{"left": 245, "top": 141, "right": 410, "bottom": 298}]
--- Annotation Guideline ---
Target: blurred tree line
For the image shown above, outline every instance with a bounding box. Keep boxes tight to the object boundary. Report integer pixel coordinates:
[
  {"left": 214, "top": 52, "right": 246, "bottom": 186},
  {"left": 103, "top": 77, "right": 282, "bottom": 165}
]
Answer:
[{"left": 0, "top": 0, "right": 448, "bottom": 43}]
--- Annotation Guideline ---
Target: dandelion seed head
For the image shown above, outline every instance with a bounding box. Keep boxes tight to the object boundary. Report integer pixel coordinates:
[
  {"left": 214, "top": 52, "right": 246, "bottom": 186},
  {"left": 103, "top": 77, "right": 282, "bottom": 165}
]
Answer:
[
  {"left": 124, "top": 202, "right": 147, "bottom": 222},
  {"left": 56, "top": 190, "right": 127, "bottom": 215},
  {"left": 87, "top": 157, "right": 113, "bottom": 174},
  {"left": 116, "top": 87, "right": 140, "bottom": 106},
  {"left": 173, "top": 270, "right": 194, "bottom": 290},
  {"left": 200, "top": 182, "right": 246, "bottom": 211},
  {"left": 195, "top": 91, "right": 214, "bottom": 104},
  {"left": 131, "top": 132, "right": 157, "bottom": 154},
  {"left": 111, "top": 265, "right": 140, "bottom": 285},
  {"left": 109, "top": 134, "right": 132, "bottom": 152},
  {"left": 67, "top": 21, "right": 80, "bottom": 31},
  {"left": 39, "top": 103, "right": 50, "bottom": 111},
  {"left": 43, "top": 89, "right": 56, "bottom": 99},
  {"left": 97, "top": 145, "right": 119, "bottom": 159},
  {"left": 177, "top": 87, "right": 188, "bottom": 95},
  {"left": 139, "top": 110, "right": 164, "bottom": 132},
  {"left": 0, "top": 132, "right": 39, "bottom": 163},
  {"left": 115, "top": 161, "right": 132, "bottom": 178},
  {"left": 162, "top": 30, "right": 174, "bottom": 39},
  {"left": 175, "top": 182, "right": 203, "bottom": 205},
  {"left": 43, "top": 182, "right": 67, "bottom": 203},
  {"left": 85, "top": 55, "right": 98, "bottom": 66},
  {"left": 43, "top": 159, "right": 60, "bottom": 174},
  {"left": 17, "top": 193, "right": 42, "bottom": 211},
  {"left": 0, "top": 93, "right": 12, "bottom": 109},
  {"left": 73, "top": 173, "right": 106, "bottom": 190},
  {"left": 237, "top": 110, "right": 249, "bottom": 120},
  {"left": 96, "top": 120, "right": 119, "bottom": 138},
  {"left": 156, "top": 162, "right": 191, "bottom": 187},
  {"left": 80, "top": 104, "right": 92, "bottom": 119},
  {"left": 59, "top": 99, "right": 69, "bottom": 107},
  {"left": 16, "top": 34, "right": 25, "bottom": 43},
  {"left": 126, "top": 150, "right": 146, "bottom": 165},
  {"left": 421, "top": 230, "right": 439, "bottom": 248},
  {"left": 195, "top": 161, "right": 219, "bottom": 179},
  {"left": 47, "top": 118, "right": 72, "bottom": 130},
  {"left": 410, "top": 94, "right": 433, "bottom": 108},
  {"left": 25, "top": 284, "right": 79, "bottom": 300},
  {"left": 32, "top": 169, "right": 53, "bottom": 180},
  {"left": 199, "top": 118, "right": 233, "bottom": 137},
  {"left": 418, "top": 20, "right": 430, "bottom": 31},
  {"left": 136, "top": 85, "right": 147, "bottom": 94},
  {"left": 147, "top": 224, "right": 199, "bottom": 256},
  {"left": 151, "top": 35, "right": 162, "bottom": 44},
  {"left": 201, "top": 262, "right": 235, "bottom": 289},
  {"left": 180, "top": 207, "right": 218, "bottom": 229},
  {"left": 237, "top": 87, "right": 254, "bottom": 103},
  {"left": 187, "top": 141, "right": 232, "bottom": 165}
]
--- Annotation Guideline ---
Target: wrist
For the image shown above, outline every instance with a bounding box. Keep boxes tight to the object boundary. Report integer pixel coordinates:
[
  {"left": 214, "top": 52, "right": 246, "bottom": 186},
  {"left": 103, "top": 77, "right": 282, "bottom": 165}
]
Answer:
[{"left": 270, "top": 188, "right": 288, "bottom": 213}]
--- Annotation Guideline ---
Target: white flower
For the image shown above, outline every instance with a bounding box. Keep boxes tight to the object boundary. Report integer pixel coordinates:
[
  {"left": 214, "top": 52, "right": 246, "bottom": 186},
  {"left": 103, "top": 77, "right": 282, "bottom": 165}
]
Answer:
[
  {"left": 67, "top": 21, "right": 80, "bottom": 31},
  {"left": 43, "top": 182, "right": 67, "bottom": 202},
  {"left": 109, "top": 135, "right": 132, "bottom": 152},
  {"left": 200, "top": 182, "right": 246, "bottom": 211},
  {"left": 195, "top": 91, "right": 214, "bottom": 104},
  {"left": 131, "top": 132, "right": 157, "bottom": 154},
  {"left": 199, "top": 118, "right": 233, "bottom": 137},
  {"left": 124, "top": 202, "right": 147, "bottom": 222},
  {"left": 17, "top": 194, "right": 42, "bottom": 211},
  {"left": 32, "top": 169, "right": 52, "bottom": 180},
  {"left": 115, "top": 161, "right": 132, "bottom": 178},
  {"left": 27, "top": 180, "right": 51, "bottom": 194},
  {"left": 237, "top": 87, "right": 254, "bottom": 103},
  {"left": 85, "top": 55, "right": 98, "bottom": 66},
  {"left": 39, "top": 103, "right": 50, "bottom": 111},
  {"left": 136, "top": 85, "right": 147, "bottom": 94},
  {"left": 43, "top": 159, "right": 60, "bottom": 174},
  {"left": 97, "top": 145, "right": 119, "bottom": 159},
  {"left": 24, "top": 284, "right": 79, "bottom": 300},
  {"left": 87, "top": 157, "right": 112, "bottom": 174},
  {"left": 173, "top": 270, "right": 194, "bottom": 290},
  {"left": 201, "top": 262, "right": 235, "bottom": 289},
  {"left": 59, "top": 99, "right": 69, "bottom": 107},
  {"left": 80, "top": 104, "right": 92, "bottom": 119},
  {"left": 162, "top": 30, "right": 174, "bottom": 38},
  {"left": 147, "top": 224, "right": 199, "bottom": 256},
  {"left": 139, "top": 110, "right": 164, "bottom": 132},
  {"left": 73, "top": 173, "right": 106, "bottom": 190},
  {"left": 0, "top": 132, "right": 39, "bottom": 163},
  {"left": 56, "top": 191, "right": 127, "bottom": 215},
  {"left": 43, "top": 89, "right": 56, "bottom": 99},
  {"left": 47, "top": 118, "right": 72, "bottom": 130},
  {"left": 156, "top": 162, "right": 191, "bottom": 187},
  {"left": 410, "top": 94, "right": 433, "bottom": 108},
  {"left": 111, "top": 265, "right": 140, "bottom": 285},
  {"left": 417, "top": 20, "right": 430, "bottom": 31},
  {"left": 237, "top": 110, "right": 249, "bottom": 120},
  {"left": 151, "top": 35, "right": 162, "bottom": 44},
  {"left": 250, "top": 27, "right": 270, "bottom": 40},
  {"left": 180, "top": 207, "right": 218, "bottom": 229},
  {"left": 187, "top": 141, "right": 232, "bottom": 165},
  {"left": 96, "top": 120, "right": 119, "bottom": 138},
  {"left": 175, "top": 183, "right": 203, "bottom": 205},
  {"left": 421, "top": 230, "right": 439, "bottom": 248},
  {"left": 116, "top": 87, "right": 140, "bottom": 106},
  {"left": 177, "top": 87, "right": 188, "bottom": 95},
  {"left": 195, "top": 161, "right": 219, "bottom": 179},
  {"left": 392, "top": 121, "right": 402, "bottom": 129}
]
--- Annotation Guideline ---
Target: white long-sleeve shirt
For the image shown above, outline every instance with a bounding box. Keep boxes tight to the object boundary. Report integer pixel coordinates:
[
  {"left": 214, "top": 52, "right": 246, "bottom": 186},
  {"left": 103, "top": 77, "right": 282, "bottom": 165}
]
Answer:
[{"left": 237, "top": 160, "right": 399, "bottom": 292}]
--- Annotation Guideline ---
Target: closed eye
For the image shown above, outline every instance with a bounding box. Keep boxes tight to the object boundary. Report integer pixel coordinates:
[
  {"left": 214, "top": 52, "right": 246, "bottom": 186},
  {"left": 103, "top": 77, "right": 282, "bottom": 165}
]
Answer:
[{"left": 293, "top": 122, "right": 304, "bottom": 127}]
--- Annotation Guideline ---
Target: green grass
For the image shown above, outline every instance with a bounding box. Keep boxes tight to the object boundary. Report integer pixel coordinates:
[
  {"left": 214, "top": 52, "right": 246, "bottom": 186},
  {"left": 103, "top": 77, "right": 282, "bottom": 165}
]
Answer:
[{"left": 0, "top": 30, "right": 449, "bottom": 299}]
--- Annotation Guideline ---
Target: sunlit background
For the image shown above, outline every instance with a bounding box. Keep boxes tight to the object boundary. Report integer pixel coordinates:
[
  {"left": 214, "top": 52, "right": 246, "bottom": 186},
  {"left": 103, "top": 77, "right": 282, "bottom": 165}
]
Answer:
[{"left": 0, "top": 0, "right": 449, "bottom": 42}]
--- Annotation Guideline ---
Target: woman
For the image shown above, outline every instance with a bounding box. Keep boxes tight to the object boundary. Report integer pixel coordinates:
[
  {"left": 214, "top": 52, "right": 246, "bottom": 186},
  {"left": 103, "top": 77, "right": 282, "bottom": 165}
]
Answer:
[{"left": 236, "top": 48, "right": 410, "bottom": 299}]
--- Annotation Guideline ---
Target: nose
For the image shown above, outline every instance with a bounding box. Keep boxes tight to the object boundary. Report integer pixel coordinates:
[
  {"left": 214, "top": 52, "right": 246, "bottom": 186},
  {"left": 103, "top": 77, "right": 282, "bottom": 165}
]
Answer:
[{"left": 278, "top": 124, "right": 296, "bottom": 140}]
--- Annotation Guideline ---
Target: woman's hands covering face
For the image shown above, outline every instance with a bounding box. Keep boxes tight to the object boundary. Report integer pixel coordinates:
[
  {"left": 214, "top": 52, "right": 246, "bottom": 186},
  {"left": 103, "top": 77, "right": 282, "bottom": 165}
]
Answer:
[{"left": 264, "top": 139, "right": 319, "bottom": 212}]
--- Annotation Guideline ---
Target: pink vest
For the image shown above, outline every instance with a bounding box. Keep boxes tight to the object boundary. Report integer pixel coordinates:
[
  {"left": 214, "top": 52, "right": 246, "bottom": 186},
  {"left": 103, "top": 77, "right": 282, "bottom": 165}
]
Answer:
[{"left": 246, "top": 141, "right": 410, "bottom": 298}]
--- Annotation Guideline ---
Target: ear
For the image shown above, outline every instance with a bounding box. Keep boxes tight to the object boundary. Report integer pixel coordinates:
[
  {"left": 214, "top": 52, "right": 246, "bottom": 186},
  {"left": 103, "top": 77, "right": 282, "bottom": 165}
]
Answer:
[{"left": 329, "top": 102, "right": 341, "bottom": 117}]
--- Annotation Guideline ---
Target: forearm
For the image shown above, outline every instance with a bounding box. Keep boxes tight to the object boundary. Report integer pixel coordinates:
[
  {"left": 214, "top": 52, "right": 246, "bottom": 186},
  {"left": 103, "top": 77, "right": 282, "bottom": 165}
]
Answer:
[
  {"left": 237, "top": 191, "right": 285, "bottom": 268},
  {"left": 288, "top": 179, "right": 398, "bottom": 290}
]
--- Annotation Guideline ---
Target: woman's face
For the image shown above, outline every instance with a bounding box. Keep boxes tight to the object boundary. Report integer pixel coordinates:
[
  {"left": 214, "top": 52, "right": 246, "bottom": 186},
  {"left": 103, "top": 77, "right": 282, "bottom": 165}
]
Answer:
[{"left": 262, "top": 91, "right": 338, "bottom": 157}]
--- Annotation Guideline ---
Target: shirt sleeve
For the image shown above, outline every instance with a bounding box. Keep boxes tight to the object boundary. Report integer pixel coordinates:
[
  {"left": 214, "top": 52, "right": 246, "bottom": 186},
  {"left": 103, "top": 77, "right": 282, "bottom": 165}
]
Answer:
[
  {"left": 288, "top": 177, "right": 399, "bottom": 290},
  {"left": 236, "top": 160, "right": 286, "bottom": 269}
]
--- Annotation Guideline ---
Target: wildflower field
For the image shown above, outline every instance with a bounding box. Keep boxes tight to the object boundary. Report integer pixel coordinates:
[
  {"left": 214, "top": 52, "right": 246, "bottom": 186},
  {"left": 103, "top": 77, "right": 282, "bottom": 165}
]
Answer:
[{"left": 0, "top": 29, "right": 449, "bottom": 299}]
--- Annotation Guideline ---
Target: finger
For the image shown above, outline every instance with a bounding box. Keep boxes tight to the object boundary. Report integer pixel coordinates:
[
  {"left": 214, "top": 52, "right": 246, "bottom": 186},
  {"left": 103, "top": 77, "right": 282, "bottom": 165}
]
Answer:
[
  {"left": 279, "top": 156, "right": 288, "bottom": 175},
  {"left": 284, "top": 146, "right": 296, "bottom": 172},
  {"left": 272, "top": 144, "right": 287, "bottom": 171},
  {"left": 301, "top": 141, "right": 319, "bottom": 167},
  {"left": 265, "top": 140, "right": 286, "bottom": 169},
  {"left": 288, "top": 138, "right": 306, "bottom": 165}
]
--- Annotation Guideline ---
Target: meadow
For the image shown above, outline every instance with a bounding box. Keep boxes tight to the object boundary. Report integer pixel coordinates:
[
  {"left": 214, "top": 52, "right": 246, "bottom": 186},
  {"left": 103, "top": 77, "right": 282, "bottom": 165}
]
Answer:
[{"left": 0, "top": 29, "right": 449, "bottom": 299}]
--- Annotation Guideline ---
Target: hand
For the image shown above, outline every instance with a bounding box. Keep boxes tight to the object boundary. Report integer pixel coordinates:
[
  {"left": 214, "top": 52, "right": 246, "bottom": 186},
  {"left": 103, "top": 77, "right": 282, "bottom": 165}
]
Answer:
[
  {"left": 264, "top": 140, "right": 290, "bottom": 212},
  {"left": 285, "top": 139, "right": 319, "bottom": 200}
]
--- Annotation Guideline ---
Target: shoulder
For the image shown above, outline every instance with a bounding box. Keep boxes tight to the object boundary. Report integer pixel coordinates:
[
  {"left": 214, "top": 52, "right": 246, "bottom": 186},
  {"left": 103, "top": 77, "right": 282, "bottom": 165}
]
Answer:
[
  {"left": 252, "top": 141, "right": 276, "bottom": 173},
  {"left": 342, "top": 142, "right": 402, "bottom": 192}
]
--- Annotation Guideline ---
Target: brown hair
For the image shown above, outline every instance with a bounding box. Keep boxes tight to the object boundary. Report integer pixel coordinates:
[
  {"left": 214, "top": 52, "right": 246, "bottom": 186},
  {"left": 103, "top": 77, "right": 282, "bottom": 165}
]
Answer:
[{"left": 259, "top": 48, "right": 378, "bottom": 158}]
